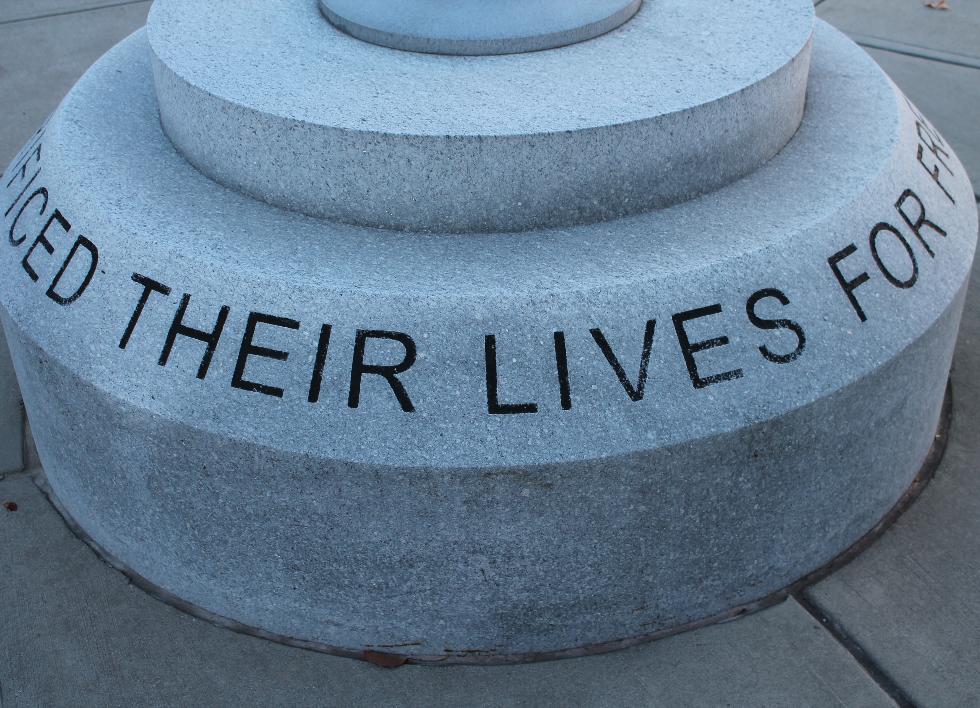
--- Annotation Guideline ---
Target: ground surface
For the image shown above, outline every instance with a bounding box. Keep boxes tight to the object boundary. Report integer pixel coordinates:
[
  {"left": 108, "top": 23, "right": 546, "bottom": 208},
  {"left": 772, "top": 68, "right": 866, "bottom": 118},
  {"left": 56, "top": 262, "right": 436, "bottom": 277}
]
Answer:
[{"left": 1, "top": 1, "right": 979, "bottom": 706}]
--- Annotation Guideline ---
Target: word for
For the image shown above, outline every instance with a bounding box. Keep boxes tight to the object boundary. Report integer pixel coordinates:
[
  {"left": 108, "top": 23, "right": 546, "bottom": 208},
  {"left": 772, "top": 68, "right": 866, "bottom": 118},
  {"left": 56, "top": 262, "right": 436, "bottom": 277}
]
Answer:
[{"left": 828, "top": 188, "right": 945, "bottom": 322}]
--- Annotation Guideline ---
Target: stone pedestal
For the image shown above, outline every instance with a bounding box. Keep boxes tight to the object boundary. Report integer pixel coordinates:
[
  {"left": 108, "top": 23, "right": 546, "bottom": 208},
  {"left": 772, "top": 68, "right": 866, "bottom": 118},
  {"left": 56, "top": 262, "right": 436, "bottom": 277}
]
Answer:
[{"left": 0, "top": 0, "right": 975, "bottom": 663}]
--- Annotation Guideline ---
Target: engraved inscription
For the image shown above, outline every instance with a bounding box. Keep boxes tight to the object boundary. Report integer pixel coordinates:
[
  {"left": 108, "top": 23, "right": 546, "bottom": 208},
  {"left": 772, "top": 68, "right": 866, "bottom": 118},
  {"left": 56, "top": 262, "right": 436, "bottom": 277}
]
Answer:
[{"left": 0, "top": 96, "right": 966, "bottom": 416}]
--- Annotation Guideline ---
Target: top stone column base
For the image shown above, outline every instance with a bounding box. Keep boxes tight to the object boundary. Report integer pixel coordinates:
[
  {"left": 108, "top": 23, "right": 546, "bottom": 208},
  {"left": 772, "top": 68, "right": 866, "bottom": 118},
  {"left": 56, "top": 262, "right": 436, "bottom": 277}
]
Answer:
[{"left": 318, "top": 0, "right": 643, "bottom": 55}]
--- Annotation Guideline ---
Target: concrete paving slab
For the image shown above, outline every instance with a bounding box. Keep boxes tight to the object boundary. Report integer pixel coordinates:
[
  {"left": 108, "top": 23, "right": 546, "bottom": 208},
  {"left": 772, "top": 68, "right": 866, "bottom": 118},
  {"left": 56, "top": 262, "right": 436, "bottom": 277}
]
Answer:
[
  {"left": 0, "top": 330, "right": 22, "bottom": 474},
  {"left": 818, "top": 0, "right": 980, "bottom": 61},
  {"left": 804, "top": 220, "right": 980, "bottom": 708},
  {"left": 0, "top": 473, "right": 896, "bottom": 708},
  {"left": 0, "top": 1, "right": 150, "bottom": 164},
  {"left": 0, "top": 0, "right": 143, "bottom": 25},
  {"left": 865, "top": 48, "right": 980, "bottom": 198}
]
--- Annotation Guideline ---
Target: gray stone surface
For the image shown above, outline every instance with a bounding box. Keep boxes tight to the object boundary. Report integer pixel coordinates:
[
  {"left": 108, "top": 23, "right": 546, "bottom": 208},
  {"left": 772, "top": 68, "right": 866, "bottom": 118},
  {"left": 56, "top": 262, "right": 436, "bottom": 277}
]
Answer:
[
  {"left": 818, "top": 0, "right": 980, "bottom": 61},
  {"left": 0, "top": 0, "right": 151, "bottom": 164},
  {"left": 803, "top": 216, "right": 980, "bottom": 708},
  {"left": 1, "top": 0, "right": 979, "bottom": 702},
  {"left": 1, "top": 16, "right": 975, "bottom": 659},
  {"left": 0, "top": 473, "right": 898, "bottom": 708},
  {"left": 865, "top": 48, "right": 980, "bottom": 198},
  {"left": 148, "top": 0, "right": 813, "bottom": 232},
  {"left": 320, "top": 0, "right": 642, "bottom": 56},
  {"left": 0, "top": 329, "right": 23, "bottom": 474}
]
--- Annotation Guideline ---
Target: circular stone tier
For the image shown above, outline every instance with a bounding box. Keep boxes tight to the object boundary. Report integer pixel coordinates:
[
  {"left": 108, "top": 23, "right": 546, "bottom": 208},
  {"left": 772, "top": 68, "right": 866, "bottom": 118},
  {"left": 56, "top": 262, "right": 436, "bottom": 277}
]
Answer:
[
  {"left": 319, "top": 0, "right": 643, "bottom": 55},
  {"left": 0, "top": 15, "right": 975, "bottom": 663},
  {"left": 147, "top": 0, "right": 814, "bottom": 232}
]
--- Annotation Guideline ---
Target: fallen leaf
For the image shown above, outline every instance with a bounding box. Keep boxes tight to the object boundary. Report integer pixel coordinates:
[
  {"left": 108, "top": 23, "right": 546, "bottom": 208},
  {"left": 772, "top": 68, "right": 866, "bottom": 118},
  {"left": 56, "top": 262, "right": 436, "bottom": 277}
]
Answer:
[
  {"left": 925, "top": 0, "right": 950, "bottom": 9},
  {"left": 362, "top": 650, "right": 408, "bottom": 668},
  {"left": 3, "top": 501, "right": 18, "bottom": 512}
]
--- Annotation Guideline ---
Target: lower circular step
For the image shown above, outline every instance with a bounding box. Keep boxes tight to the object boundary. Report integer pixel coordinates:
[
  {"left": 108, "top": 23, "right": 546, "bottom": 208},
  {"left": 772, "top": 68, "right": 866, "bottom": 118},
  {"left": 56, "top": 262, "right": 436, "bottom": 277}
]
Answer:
[{"left": 33, "top": 382, "right": 952, "bottom": 665}]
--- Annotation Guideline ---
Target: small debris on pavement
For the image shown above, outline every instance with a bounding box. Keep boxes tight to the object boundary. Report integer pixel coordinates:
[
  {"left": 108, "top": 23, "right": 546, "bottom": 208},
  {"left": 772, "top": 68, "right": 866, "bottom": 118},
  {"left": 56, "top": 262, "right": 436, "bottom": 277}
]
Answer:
[
  {"left": 3, "top": 501, "right": 18, "bottom": 512},
  {"left": 362, "top": 651, "right": 408, "bottom": 668},
  {"left": 925, "top": 0, "right": 950, "bottom": 9}
]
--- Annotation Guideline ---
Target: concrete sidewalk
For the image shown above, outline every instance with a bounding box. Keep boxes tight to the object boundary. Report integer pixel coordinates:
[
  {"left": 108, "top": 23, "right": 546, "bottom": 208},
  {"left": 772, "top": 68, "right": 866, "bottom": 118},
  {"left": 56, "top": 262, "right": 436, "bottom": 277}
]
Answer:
[{"left": 1, "top": 1, "right": 979, "bottom": 705}]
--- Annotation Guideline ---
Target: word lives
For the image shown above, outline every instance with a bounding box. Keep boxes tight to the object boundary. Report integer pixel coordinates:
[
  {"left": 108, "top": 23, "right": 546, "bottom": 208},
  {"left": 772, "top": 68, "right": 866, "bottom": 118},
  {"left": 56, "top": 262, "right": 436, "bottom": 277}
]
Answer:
[{"left": 117, "top": 276, "right": 806, "bottom": 415}]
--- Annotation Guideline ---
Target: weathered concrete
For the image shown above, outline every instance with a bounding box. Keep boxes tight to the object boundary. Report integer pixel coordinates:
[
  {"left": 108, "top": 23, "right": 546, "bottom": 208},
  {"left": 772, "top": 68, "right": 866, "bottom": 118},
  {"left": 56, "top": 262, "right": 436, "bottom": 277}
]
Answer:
[
  {"left": 0, "top": 14, "right": 975, "bottom": 660},
  {"left": 319, "top": 0, "right": 642, "bottom": 56},
  {"left": 0, "top": 328, "right": 23, "bottom": 473},
  {"left": 0, "top": 474, "right": 898, "bottom": 708},
  {"left": 148, "top": 0, "right": 813, "bottom": 232},
  {"left": 0, "top": 0, "right": 142, "bottom": 24},
  {"left": 0, "top": 0, "right": 151, "bottom": 164}
]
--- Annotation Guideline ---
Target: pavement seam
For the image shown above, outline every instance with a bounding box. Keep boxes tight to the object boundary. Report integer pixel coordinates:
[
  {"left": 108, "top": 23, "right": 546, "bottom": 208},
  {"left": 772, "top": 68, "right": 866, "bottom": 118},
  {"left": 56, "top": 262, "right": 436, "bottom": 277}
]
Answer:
[
  {"left": 19, "top": 400, "right": 27, "bottom": 473},
  {"left": 785, "top": 385, "right": 956, "bottom": 708},
  {"left": 849, "top": 33, "right": 980, "bottom": 71},
  {"left": 794, "top": 592, "right": 916, "bottom": 708},
  {"left": 0, "top": 468, "right": 31, "bottom": 481},
  {"left": 0, "top": 0, "right": 149, "bottom": 27}
]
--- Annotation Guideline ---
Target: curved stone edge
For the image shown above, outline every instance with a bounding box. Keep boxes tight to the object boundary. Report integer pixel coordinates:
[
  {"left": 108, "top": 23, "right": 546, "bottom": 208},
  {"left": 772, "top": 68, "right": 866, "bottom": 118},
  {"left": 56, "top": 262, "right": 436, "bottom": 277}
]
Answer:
[
  {"left": 319, "top": 0, "right": 643, "bottom": 56},
  {"left": 29, "top": 379, "right": 952, "bottom": 667}
]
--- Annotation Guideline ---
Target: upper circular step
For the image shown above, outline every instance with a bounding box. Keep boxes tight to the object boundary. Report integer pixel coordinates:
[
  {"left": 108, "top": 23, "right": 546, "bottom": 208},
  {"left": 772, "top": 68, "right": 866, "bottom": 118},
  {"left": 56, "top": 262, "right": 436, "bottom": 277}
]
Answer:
[
  {"left": 319, "top": 0, "right": 643, "bottom": 55},
  {"left": 147, "top": 0, "right": 813, "bottom": 232}
]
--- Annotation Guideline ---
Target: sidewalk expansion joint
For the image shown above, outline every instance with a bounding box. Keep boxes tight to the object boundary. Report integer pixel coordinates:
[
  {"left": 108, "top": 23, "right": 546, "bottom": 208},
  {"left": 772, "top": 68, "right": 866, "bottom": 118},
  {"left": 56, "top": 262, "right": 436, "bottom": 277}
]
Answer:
[
  {"left": 0, "top": 0, "right": 149, "bottom": 27},
  {"left": 795, "top": 592, "right": 916, "bottom": 708},
  {"left": 20, "top": 403, "right": 28, "bottom": 472},
  {"left": 849, "top": 32, "right": 980, "bottom": 71},
  {"left": 0, "top": 468, "right": 32, "bottom": 482}
]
